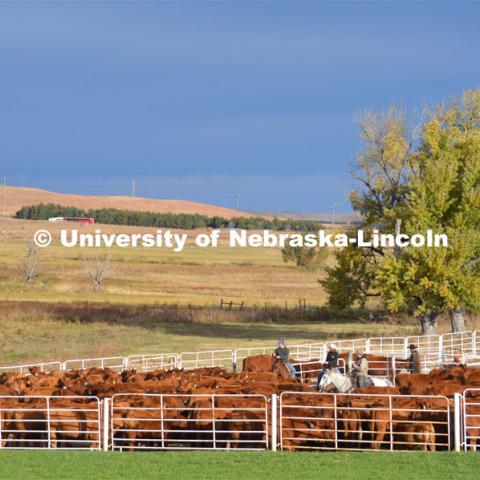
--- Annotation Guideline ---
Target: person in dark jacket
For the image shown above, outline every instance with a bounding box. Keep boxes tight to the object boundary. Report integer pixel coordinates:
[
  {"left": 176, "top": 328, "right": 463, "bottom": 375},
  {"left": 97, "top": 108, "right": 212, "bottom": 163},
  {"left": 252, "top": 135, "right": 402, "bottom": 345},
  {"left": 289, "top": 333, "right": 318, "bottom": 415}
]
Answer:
[
  {"left": 273, "top": 339, "right": 297, "bottom": 379},
  {"left": 316, "top": 343, "right": 340, "bottom": 390},
  {"left": 407, "top": 344, "right": 421, "bottom": 373}
]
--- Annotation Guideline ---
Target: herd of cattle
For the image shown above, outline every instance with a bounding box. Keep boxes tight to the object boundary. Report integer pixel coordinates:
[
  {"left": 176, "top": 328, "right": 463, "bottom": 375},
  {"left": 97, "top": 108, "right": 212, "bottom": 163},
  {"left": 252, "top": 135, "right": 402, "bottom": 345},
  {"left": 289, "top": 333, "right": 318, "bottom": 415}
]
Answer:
[{"left": 0, "top": 353, "right": 479, "bottom": 451}]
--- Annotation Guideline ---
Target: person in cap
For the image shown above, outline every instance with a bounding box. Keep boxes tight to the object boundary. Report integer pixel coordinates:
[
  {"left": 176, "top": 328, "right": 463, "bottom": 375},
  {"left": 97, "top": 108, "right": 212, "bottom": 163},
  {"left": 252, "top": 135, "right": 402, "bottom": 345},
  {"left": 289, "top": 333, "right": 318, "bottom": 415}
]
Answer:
[
  {"left": 407, "top": 344, "right": 421, "bottom": 373},
  {"left": 273, "top": 340, "right": 297, "bottom": 380},
  {"left": 351, "top": 349, "right": 370, "bottom": 388},
  {"left": 452, "top": 350, "right": 466, "bottom": 366},
  {"left": 316, "top": 343, "right": 340, "bottom": 390}
]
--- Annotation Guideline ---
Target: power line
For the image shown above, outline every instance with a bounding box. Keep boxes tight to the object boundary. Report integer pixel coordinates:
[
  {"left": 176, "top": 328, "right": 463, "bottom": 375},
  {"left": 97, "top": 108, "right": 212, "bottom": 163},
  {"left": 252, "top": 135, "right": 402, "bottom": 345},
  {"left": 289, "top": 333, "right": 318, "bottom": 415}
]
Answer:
[
  {"left": 234, "top": 192, "right": 240, "bottom": 210},
  {"left": 132, "top": 178, "right": 136, "bottom": 199}
]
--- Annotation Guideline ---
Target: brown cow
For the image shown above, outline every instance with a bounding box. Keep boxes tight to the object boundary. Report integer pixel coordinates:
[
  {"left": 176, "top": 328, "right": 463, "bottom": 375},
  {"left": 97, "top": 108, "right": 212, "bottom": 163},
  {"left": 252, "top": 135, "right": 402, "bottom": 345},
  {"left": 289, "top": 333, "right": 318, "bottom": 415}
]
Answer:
[
  {"left": 395, "top": 421, "right": 436, "bottom": 451},
  {"left": 242, "top": 355, "right": 292, "bottom": 381}
]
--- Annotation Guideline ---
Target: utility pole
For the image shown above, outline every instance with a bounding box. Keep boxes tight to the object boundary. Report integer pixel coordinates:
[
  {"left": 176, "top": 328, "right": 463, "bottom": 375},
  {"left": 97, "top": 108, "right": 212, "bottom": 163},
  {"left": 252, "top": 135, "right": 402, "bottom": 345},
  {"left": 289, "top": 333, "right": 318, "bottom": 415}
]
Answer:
[
  {"left": 234, "top": 192, "right": 240, "bottom": 210},
  {"left": 2, "top": 177, "right": 5, "bottom": 217},
  {"left": 132, "top": 178, "right": 136, "bottom": 199},
  {"left": 331, "top": 196, "right": 350, "bottom": 225}
]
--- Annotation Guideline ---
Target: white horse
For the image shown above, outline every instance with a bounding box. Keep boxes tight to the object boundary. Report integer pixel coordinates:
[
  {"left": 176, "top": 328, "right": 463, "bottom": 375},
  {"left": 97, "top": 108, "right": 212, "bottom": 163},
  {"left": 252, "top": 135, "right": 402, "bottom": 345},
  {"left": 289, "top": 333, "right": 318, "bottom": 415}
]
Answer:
[{"left": 319, "top": 369, "right": 392, "bottom": 393}]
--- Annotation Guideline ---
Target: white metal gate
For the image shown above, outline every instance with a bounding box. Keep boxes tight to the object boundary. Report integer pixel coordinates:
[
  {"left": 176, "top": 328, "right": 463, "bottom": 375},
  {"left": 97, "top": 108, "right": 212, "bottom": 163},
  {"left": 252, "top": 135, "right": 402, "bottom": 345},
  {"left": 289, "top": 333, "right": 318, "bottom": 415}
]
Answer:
[
  {"left": 463, "top": 388, "right": 480, "bottom": 451},
  {"left": 0, "top": 396, "right": 101, "bottom": 450},
  {"left": 279, "top": 392, "right": 450, "bottom": 452},
  {"left": 63, "top": 357, "right": 125, "bottom": 372},
  {"left": 111, "top": 393, "right": 269, "bottom": 451},
  {"left": 126, "top": 353, "right": 179, "bottom": 372},
  {"left": 179, "top": 350, "right": 234, "bottom": 370},
  {"left": 0, "top": 362, "right": 63, "bottom": 374}
]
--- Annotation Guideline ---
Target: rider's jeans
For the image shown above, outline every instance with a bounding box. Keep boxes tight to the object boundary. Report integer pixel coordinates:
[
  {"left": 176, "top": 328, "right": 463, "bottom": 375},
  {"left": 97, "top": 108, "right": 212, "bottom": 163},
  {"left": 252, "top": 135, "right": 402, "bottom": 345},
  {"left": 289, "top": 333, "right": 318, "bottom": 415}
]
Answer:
[{"left": 286, "top": 363, "right": 297, "bottom": 379}]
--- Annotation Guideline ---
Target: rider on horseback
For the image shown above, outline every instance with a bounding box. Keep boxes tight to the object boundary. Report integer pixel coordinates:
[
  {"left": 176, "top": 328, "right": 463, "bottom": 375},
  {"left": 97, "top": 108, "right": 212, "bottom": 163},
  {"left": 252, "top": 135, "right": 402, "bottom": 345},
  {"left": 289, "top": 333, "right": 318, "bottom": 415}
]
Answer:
[
  {"left": 273, "top": 339, "right": 297, "bottom": 380},
  {"left": 315, "top": 343, "right": 339, "bottom": 391}
]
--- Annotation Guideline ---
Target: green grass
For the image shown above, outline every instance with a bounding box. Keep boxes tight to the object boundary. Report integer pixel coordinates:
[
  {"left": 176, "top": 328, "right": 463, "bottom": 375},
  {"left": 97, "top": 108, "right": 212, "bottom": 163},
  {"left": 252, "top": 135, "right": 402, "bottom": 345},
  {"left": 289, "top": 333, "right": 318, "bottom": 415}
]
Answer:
[
  {"left": 0, "top": 315, "right": 419, "bottom": 365},
  {"left": 0, "top": 451, "right": 478, "bottom": 480}
]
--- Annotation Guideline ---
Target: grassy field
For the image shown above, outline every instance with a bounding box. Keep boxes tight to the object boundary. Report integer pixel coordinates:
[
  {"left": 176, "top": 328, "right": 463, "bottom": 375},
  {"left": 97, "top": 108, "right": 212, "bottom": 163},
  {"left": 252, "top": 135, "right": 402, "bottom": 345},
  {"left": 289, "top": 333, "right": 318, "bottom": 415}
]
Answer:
[
  {"left": 0, "top": 218, "right": 332, "bottom": 306},
  {"left": 1, "top": 217, "right": 476, "bottom": 365},
  {"left": 0, "top": 451, "right": 478, "bottom": 480},
  {"left": 0, "top": 311, "right": 420, "bottom": 365}
]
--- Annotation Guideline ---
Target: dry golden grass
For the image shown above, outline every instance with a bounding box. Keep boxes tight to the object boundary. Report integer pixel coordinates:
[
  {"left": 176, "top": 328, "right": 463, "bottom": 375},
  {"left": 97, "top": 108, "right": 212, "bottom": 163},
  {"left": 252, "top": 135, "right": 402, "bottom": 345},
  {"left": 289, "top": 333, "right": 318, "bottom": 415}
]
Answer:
[
  {"left": 0, "top": 218, "right": 333, "bottom": 306},
  {"left": 6, "top": 218, "right": 467, "bottom": 366}
]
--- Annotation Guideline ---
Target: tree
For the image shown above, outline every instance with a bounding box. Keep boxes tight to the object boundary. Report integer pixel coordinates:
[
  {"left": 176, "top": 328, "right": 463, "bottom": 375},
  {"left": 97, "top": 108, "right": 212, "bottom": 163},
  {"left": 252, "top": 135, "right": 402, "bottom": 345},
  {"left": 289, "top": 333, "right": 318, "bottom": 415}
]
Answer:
[
  {"left": 322, "top": 239, "right": 380, "bottom": 310},
  {"left": 349, "top": 106, "right": 419, "bottom": 229},
  {"left": 323, "top": 90, "right": 480, "bottom": 334},
  {"left": 375, "top": 91, "right": 480, "bottom": 333},
  {"left": 83, "top": 254, "right": 111, "bottom": 292},
  {"left": 281, "top": 244, "right": 316, "bottom": 268},
  {"left": 21, "top": 240, "right": 39, "bottom": 283},
  {"left": 281, "top": 233, "right": 329, "bottom": 269},
  {"left": 322, "top": 106, "right": 416, "bottom": 310}
]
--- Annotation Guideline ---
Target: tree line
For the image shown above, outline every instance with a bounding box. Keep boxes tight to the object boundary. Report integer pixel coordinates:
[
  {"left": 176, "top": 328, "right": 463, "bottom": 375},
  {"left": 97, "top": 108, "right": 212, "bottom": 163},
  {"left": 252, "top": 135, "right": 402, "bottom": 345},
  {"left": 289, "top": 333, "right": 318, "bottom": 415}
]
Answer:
[{"left": 15, "top": 203, "right": 324, "bottom": 232}]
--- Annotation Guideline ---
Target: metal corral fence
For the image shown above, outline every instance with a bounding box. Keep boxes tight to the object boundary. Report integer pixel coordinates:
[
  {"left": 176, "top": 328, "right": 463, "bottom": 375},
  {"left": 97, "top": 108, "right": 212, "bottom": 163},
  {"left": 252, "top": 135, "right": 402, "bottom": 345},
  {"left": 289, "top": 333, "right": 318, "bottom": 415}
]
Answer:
[
  {"left": 235, "top": 343, "right": 324, "bottom": 365},
  {"left": 110, "top": 393, "right": 269, "bottom": 451},
  {"left": 179, "top": 350, "right": 234, "bottom": 370},
  {"left": 279, "top": 392, "right": 451, "bottom": 452},
  {"left": 126, "top": 354, "right": 179, "bottom": 371},
  {"left": 0, "top": 361, "right": 63, "bottom": 375},
  {"left": 292, "top": 358, "right": 347, "bottom": 384},
  {"left": 63, "top": 357, "right": 125, "bottom": 372},
  {"left": 0, "top": 396, "right": 101, "bottom": 450},
  {"left": 463, "top": 388, "right": 480, "bottom": 451},
  {"left": 2, "top": 330, "right": 480, "bottom": 376},
  {"left": 2, "top": 391, "right": 479, "bottom": 452}
]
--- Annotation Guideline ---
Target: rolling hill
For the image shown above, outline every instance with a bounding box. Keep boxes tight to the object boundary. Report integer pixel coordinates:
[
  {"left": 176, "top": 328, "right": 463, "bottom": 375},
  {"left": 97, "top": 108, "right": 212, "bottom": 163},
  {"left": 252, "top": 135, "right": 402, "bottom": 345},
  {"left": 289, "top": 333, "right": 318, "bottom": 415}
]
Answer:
[{"left": 1, "top": 186, "right": 251, "bottom": 218}]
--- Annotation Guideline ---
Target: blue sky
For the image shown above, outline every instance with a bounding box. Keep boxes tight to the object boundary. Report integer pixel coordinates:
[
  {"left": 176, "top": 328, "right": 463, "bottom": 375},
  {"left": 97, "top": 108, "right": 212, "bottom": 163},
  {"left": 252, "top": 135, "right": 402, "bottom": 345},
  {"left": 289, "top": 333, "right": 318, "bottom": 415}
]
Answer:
[{"left": 1, "top": 2, "right": 479, "bottom": 212}]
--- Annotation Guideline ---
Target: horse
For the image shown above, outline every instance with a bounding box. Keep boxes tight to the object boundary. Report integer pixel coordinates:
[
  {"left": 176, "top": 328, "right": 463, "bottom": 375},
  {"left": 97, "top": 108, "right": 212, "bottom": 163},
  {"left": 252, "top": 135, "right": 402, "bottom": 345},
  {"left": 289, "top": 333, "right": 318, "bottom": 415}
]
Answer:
[
  {"left": 319, "top": 369, "right": 354, "bottom": 393},
  {"left": 319, "top": 369, "right": 393, "bottom": 393}
]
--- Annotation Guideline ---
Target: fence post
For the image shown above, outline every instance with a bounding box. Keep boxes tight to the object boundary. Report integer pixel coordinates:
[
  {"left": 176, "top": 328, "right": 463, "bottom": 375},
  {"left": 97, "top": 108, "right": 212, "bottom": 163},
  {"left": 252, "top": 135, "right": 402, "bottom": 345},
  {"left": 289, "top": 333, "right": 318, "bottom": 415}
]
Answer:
[
  {"left": 388, "top": 396, "right": 393, "bottom": 451},
  {"left": 453, "top": 393, "right": 461, "bottom": 452},
  {"left": 177, "top": 354, "right": 183, "bottom": 370},
  {"left": 347, "top": 351, "right": 353, "bottom": 373},
  {"left": 438, "top": 335, "right": 443, "bottom": 362},
  {"left": 271, "top": 394, "right": 278, "bottom": 451},
  {"left": 46, "top": 397, "right": 51, "bottom": 449},
  {"left": 391, "top": 355, "right": 396, "bottom": 385},
  {"left": 365, "top": 338, "right": 371, "bottom": 354},
  {"left": 103, "top": 398, "right": 110, "bottom": 452},
  {"left": 212, "top": 395, "right": 216, "bottom": 449},
  {"left": 473, "top": 331, "right": 477, "bottom": 357},
  {"left": 122, "top": 357, "right": 130, "bottom": 371},
  {"left": 232, "top": 350, "right": 237, "bottom": 372}
]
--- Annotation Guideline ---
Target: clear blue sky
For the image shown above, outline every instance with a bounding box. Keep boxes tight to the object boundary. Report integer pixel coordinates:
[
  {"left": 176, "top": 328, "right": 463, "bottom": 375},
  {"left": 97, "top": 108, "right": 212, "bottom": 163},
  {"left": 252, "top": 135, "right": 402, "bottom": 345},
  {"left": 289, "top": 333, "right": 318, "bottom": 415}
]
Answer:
[{"left": 1, "top": 2, "right": 479, "bottom": 212}]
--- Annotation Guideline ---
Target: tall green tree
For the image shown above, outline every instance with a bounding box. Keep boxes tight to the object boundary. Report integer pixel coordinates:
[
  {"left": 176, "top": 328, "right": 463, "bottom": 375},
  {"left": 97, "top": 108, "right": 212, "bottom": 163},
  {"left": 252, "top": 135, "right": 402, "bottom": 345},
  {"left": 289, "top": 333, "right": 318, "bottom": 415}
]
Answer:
[
  {"left": 323, "top": 90, "right": 480, "bottom": 334},
  {"left": 375, "top": 91, "right": 480, "bottom": 333},
  {"left": 322, "top": 106, "right": 416, "bottom": 314}
]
